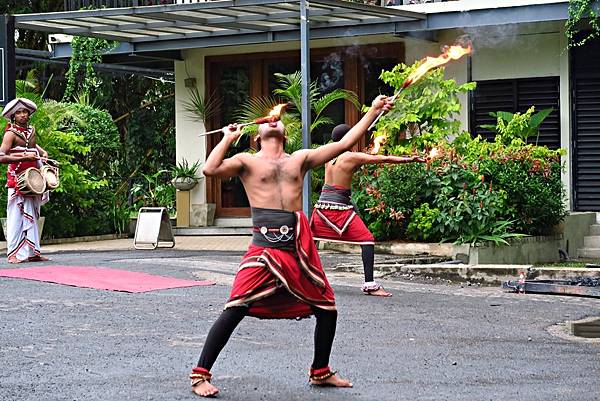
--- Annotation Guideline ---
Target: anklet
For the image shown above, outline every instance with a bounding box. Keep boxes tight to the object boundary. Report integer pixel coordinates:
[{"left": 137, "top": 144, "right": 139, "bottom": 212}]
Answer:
[
  {"left": 190, "top": 367, "right": 212, "bottom": 386},
  {"left": 309, "top": 366, "right": 337, "bottom": 381}
]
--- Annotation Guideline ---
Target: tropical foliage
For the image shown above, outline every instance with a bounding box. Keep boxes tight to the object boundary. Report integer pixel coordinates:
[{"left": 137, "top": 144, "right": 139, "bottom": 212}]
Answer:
[
  {"left": 352, "top": 61, "right": 567, "bottom": 245},
  {"left": 236, "top": 71, "right": 360, "bottom": 153},
  {"left": 565, "top": 0, "right": 600, "bottom": 48},
  {"left": 0, "top": 76, "right": 112, "bottom": 238},
  {"left": 372, "top": 63, "right": 476, "bottom": 154},
  {"left": 63, "top": 36, "right": 118, "bottom": 101}
]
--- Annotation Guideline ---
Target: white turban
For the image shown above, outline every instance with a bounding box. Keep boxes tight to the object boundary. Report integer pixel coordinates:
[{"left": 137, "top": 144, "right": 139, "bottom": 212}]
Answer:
[{"left": 1, "top": 98, "right": 38, "bottom": 120}]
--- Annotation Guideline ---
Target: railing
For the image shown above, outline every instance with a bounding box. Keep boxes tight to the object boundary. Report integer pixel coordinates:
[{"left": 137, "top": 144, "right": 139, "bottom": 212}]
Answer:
[
  {"left": 63, "top": 0, "right": 457, "bottom": 11},
  {"left": 64, "top": 0, "right": 177, "bottom": 10}
]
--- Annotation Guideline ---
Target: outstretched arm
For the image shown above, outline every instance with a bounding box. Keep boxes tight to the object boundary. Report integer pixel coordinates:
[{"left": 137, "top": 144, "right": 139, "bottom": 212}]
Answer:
[
  {"left": 346, "top": 153, "right": 425, "bottom": 169},
  {"left": 298, "top": 95, "right": 394, "bottom": 172},
  {"left": 202, "top": 125, "right": 245, "bottom": 179}
]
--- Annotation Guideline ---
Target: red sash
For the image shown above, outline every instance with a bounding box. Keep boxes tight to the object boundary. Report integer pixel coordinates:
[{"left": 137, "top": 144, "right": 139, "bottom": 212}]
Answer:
[{"left": 226, "top": 211, "right": 336, "bottom": 319}]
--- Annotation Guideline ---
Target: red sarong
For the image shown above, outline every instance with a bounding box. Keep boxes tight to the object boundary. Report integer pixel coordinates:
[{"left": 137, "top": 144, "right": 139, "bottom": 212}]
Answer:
[
  {"left": 225, "top": 211, "right": 336, "bottom": 319},
  {"left": 310, "top": 208, "right": 374, "bottom": 245}
]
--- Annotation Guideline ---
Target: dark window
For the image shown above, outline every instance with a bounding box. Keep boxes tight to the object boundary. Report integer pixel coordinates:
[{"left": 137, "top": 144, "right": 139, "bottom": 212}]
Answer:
[{"left": 471, "top": 77, "right": 561, "bottom": 149}]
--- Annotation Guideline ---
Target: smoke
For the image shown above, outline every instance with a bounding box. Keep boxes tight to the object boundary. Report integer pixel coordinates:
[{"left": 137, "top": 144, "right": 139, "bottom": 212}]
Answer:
[
  {"left": 318, "top": 53, "right": 343, "bottom": 92},
  {"left": 461, "top": 24, "right": 523, "bottom": 50}
]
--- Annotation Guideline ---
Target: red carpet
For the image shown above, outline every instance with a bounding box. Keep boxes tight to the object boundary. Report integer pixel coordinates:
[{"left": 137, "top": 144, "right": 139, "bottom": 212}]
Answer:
[{"left": 0, "top": 265, "right": 215, "bottom": 293}]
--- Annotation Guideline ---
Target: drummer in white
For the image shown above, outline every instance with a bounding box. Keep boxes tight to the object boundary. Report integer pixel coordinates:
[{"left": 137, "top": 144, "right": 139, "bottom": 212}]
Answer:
[{"left": 0, "top": 98, "right": 50, "bottom": 263}]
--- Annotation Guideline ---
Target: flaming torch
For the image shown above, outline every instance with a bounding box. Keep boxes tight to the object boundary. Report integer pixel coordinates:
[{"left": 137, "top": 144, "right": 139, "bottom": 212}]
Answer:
[
  {"left": 199, "top": 103, "right": 289, "bottom": 137},
  {"left": 370, "top": 134, "right": 387, "bottom": 155},
  {"left": 367, "top": 38, "right": 472, "bottom": 131}
]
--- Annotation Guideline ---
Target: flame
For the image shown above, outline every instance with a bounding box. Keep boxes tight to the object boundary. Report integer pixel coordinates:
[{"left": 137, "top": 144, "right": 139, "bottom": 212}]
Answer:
[
  {"left": 403, "top": 41, "right": 472, "bottom": 88},
  {"left": 371, "top": 135, "right": 387, "bottom": 155},
  {"left": 269, "top": 103, "right": 287, "bottom": 119},
  {"left": 254, "top": 103, "right": 288, "bottom": 124}
]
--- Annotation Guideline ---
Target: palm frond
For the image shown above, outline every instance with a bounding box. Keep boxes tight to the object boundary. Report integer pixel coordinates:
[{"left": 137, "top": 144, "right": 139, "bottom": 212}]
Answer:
[
  {"left": 313, "top": 89, "right": 360, "bottom": 119},
  {"left": 15, "top": 73, "right": 38, "bottom": 96},
  {"left": 273, "top": 72, "right": 319, "bottom": 115},
  {"left": 73, "top": 91, "right": 98, "bottom": 108},
  {"left": 235, "top": 96, "right": 279, "bottom": 122},
  {"left": 310, "top": 116, "right": 334, "bottom": 133},
  {"left": 273, "top": 72, "right": 302, "bottom": 109},
  {"left": 180, "top": 87, "right": 221, "bottom": 123}
]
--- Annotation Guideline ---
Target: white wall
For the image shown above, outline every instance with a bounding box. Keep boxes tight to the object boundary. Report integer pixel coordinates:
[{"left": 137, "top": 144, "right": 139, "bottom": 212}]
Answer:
[
  {"left": 471, "top": 32, "right": 561, "bottom": 80},
  {"left": 174, "top": 58, "right": 206, "bottom": 206}
]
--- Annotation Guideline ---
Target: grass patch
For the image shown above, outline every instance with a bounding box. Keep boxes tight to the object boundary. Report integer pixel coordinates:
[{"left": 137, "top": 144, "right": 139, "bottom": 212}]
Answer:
[{"left": 533, "top": 261, "right": 598, "bottom": 268}]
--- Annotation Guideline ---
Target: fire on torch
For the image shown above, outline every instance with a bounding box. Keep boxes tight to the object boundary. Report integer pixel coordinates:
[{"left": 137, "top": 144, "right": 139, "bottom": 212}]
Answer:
[
  {"left": 367, "top": 37, "right": 473, "bottom": 138},
  {"left": 199, "top": 103, "right": 290, "bottom": 137}
]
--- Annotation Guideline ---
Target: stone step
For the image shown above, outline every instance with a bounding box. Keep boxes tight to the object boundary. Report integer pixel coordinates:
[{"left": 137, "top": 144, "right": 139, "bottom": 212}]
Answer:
[
  {"left": 568, "top": 317, "right": 600, "bottom": 338},
  {"left": 584, "top": 236, "right": 600, "bottom": 248},
  {"left": 173, "top": 226, "right": 251, "bottom": 236},
  {"left": 589, "top": 224, "right": 600, "bottom": 236},
  {"left": 578, "top": 248, "right": 600, "bottom": 259},
  {"left": 213, "top": 217, "right": 252, "bottom": 228}
]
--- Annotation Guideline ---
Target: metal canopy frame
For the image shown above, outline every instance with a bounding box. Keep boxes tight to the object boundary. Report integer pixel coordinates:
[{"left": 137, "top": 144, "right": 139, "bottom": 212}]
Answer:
[{"left": 14, "top": 0, "right": 425, "bottom": 44}]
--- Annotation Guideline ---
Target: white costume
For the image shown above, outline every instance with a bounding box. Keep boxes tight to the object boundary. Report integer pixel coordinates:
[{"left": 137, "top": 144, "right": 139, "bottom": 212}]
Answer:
[{"left": 2, "top": 98, "right": 48, "bottom": 262}]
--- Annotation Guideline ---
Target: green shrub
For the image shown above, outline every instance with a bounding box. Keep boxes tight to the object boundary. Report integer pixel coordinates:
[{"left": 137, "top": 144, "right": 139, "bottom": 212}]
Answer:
[
  {"left": 352, "top": 163, "right": 427, "bottom": 240},
  {"left": 406, "top": 203, "right": 441, "bottom": 242},
  {"left": 63, "top": 103, "right": 120, "bottom": 177},
  {"left": 350, "top": 59, "right": 567, "bottom": 245},
  {"left": 374, "top": 64, "right": 475, "bottom": 153}
]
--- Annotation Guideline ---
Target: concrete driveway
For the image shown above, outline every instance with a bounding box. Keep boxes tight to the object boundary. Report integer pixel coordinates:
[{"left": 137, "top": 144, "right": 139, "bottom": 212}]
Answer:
[{"left": 0, "top": 248, "right": 598, "bottom": 401}]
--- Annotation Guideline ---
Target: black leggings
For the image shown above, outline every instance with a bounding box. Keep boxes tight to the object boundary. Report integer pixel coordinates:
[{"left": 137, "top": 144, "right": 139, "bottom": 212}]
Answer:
[
  {"left": 197, "top": 305, "right": 338, "bottom": 371},
  {"left": 361, "top": 244, "right": 375, "bottom": 282}
]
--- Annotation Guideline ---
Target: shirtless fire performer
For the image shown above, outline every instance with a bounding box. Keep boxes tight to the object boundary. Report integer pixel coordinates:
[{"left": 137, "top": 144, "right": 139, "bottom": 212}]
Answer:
[
  {"left": 189, "top": 95, "right": 393, "bottom": 397},
  {"left": 310, "top": 124, "right": 424, "bottom": 297}
]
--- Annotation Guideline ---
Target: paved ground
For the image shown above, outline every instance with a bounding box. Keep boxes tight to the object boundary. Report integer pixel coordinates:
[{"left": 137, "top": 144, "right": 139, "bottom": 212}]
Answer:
[{"left": 0, "top": 247, "right": 598, "bottom": 401}]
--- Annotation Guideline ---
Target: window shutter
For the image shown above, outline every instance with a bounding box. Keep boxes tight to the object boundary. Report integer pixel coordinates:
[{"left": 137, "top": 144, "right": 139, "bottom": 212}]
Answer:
[
  {"left": 572, "top": 41, "right": 600, "bottom": 211},
  {"left": 471, "top": 77, "right": 560, "bottom": 149}
]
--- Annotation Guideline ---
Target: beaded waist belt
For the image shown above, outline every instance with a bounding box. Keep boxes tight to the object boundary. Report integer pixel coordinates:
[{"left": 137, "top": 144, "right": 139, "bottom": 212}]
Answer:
[
  {"left": 314, "top": 201, "right": 354, "bottom": 211},
  {"left": 252, "top": 224, "right": 295, "bottom": 243}
]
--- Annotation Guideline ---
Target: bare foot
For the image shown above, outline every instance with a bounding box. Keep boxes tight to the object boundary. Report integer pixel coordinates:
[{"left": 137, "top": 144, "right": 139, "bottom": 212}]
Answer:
[
  {"left": 364, "top": 287, "right": 392, "bottom": 297},
  {"left": 191, "top": 380, "right": 219, "bottom": 397},
  {"left": 7, "top": 256, "right": 24, "bottom": 264},
  {"left": 310, "top": 373, "right": 353, "bottom": 387},
  {"left": 28, "top": 255, "right": 50, "bottom": 262}
]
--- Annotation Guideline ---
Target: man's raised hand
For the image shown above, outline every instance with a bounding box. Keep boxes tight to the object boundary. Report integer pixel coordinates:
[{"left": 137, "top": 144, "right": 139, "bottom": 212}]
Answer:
[
  {"left": 221, "top": 123, "right": 242, "bottom": 141},
  {"left": 371, "top": 95, "right": 394, "bottom": 114}
]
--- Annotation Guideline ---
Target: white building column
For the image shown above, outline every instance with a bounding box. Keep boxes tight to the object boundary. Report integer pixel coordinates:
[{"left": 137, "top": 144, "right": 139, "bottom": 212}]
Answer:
[
  {"left": 174, "top": 52, "right": 213, "bottom": 226},
  {"left": 559, "top": 28, "right": 572, "bottom": 210}
]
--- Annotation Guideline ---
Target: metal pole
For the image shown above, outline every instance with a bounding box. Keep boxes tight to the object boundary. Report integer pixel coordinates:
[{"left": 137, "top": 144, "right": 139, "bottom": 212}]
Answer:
[
  {"left": 300, "top": 0, "right": 312, "bottom": 217},
  {"left": 0, "top": 15, "right": 16, "bottom": 107}
]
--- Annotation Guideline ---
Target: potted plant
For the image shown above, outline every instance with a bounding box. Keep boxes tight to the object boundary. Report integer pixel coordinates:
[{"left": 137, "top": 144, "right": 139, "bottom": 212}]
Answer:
[{"left": 171, "top": 159, "right": 203, "bottom": 191}]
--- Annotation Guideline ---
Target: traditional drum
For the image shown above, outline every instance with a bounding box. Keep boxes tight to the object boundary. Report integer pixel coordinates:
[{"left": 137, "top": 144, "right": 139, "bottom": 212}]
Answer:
[
  {"left": 41, "top": 165, "right": 59, "bottom": 190},
  {"left": 16, "top": 167, "right": 46, "bottom": 195}
]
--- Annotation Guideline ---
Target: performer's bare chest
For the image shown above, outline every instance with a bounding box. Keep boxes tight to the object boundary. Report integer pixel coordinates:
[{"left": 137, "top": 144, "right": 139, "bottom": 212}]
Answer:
[{"left": 247, "top": 159, "right": 302, "bottom": 187}]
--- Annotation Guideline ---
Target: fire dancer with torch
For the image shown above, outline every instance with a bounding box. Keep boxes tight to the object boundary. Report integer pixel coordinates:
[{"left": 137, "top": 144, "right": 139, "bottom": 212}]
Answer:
[
  {"left": 189, "top": 95, "right": 394, "bottom": 397},
  {"left": 311, "top": 38, "right": 472, "bottom": 297},
  {"left": 310, "top": 124, "right": 425, "bottom": 297}
]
